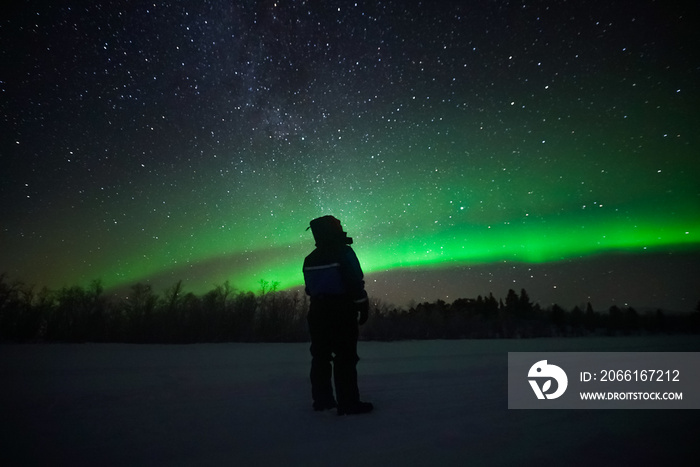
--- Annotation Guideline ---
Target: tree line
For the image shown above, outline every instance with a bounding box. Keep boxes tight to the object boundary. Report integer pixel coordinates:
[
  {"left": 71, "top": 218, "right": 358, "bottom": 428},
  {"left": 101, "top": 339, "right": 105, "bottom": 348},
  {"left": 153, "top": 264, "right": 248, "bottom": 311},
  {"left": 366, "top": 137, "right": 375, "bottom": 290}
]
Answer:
[
  {"left": 362, "top": 289, "right": 700, "bottom": 340},
  {"left": 1, "top": 274, "right": 698, "bottom": 343}
]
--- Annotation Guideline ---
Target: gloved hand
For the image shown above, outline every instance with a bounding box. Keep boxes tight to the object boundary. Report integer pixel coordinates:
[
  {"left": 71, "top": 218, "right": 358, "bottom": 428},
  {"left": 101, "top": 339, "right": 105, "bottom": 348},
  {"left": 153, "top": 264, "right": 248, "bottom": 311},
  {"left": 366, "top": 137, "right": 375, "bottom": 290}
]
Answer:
[{"left": 357, "top": 299, "right": 369, "bottom": 325}]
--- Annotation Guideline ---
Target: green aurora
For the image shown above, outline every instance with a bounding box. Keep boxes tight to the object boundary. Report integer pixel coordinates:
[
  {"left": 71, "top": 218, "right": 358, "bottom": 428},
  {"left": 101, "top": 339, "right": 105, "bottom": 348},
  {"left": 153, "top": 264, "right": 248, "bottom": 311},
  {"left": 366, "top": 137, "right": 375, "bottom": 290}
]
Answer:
[
  {"left": 2, "top": 1, "right": 698, "bottom": 309},
  {"left": 30, "top": 126, "right": 698, "bottom": 298}
]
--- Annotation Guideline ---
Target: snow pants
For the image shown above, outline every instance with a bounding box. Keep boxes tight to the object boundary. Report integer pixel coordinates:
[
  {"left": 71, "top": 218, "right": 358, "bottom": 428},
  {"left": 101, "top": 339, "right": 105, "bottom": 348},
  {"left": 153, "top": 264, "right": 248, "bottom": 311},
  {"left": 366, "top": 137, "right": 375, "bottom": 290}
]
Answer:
[{"left": 307, "top": 297, "right": 360, "bottom": 408}]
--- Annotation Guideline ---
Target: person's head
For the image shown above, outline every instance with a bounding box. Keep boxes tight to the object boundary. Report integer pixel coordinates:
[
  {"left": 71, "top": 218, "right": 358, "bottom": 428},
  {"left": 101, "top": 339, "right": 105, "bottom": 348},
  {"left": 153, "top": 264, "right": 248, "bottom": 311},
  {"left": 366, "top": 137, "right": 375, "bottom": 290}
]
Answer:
[{"left": 308, "top": 215, "right": 353, "bottom": 246}]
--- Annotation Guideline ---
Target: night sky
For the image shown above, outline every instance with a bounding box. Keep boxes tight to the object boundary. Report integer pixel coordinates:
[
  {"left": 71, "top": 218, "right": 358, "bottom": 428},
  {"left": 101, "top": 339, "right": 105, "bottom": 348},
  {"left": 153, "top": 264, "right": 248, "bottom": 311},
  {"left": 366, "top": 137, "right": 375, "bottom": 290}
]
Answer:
[{"left": 2, "top": 1, "right": 698, "bottom": 311}]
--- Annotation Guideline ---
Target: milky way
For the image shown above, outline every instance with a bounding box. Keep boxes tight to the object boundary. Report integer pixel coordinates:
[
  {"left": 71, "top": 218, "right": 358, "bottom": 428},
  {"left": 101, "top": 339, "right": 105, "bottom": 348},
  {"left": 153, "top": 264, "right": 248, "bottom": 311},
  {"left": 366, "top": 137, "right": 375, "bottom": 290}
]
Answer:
[{"left": 2, "top": 1, "right": 698, "bottom": 310}]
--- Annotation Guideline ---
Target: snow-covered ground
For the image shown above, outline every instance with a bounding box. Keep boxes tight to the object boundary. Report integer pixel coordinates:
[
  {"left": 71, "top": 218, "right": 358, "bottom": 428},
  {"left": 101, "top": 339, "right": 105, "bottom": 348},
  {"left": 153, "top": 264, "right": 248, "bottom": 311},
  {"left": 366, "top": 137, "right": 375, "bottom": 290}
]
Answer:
[{"left": 2, "top": 336, "right": 698, "bottom": 466}]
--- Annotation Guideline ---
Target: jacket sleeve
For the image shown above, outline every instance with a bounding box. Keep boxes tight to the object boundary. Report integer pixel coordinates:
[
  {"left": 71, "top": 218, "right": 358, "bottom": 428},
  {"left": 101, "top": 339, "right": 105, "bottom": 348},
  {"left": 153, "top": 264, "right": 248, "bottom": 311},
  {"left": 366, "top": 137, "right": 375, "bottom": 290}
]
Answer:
[{"left": 341, "top": 247, "right": 368, "bottom": 304}]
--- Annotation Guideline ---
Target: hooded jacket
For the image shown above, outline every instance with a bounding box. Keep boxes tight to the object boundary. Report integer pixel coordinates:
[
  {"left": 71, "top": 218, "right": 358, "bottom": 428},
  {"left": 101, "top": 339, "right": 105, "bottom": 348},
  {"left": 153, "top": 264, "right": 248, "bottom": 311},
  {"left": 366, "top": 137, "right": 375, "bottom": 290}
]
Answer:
[{"left": 302, "top": 216, "right": 368, "bottom": 304}]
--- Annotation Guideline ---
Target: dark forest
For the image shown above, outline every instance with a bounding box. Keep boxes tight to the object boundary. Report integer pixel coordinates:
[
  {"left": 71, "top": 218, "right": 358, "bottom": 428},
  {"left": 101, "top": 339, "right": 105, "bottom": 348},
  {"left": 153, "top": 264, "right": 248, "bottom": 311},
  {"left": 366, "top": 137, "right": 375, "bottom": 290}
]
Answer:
[{"left": 1, "top": 274, "right": 698, "bottom": 343}]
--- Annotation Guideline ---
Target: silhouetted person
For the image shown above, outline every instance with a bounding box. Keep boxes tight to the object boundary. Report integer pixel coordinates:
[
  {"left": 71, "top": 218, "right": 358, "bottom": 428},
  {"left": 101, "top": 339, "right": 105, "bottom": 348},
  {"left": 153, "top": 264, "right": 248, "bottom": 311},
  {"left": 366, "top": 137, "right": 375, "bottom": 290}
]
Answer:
[{"left": 303, "top": 215, "right": 373, "bottom": 415}]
